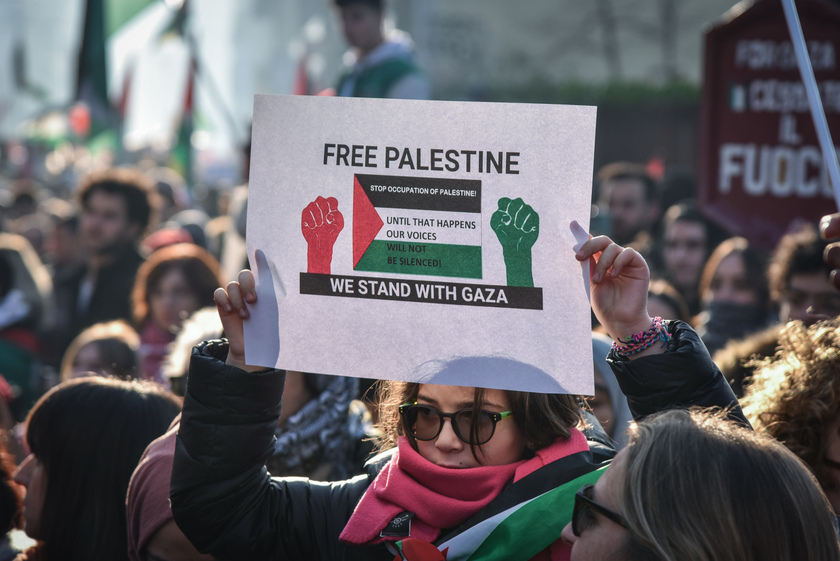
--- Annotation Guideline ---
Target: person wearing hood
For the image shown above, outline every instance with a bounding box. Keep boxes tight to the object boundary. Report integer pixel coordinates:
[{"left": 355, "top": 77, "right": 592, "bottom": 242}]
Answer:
[
  {"left": 333, "top": 0, "right": 430, "bottom": 100},
  {"left": 588, "top": 333, "right": 634, "bottom": 449}
]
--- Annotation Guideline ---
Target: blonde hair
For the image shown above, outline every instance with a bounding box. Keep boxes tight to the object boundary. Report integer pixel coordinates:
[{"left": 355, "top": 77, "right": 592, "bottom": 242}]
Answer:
[
  {"left": 618, "top": 409, "right": 840, "bottom": 561},
  {"left": 741, "top": 319, "right": 840, "bottom": 496}
]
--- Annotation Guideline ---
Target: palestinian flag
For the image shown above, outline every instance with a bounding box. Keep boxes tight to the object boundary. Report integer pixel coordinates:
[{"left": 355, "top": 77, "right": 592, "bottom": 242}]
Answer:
[
  {"left": 353, "top": 174, "right": 483, "bottom": 279},
  {"left": 402, "top": 450, "right": 610, "bottom": 561}
]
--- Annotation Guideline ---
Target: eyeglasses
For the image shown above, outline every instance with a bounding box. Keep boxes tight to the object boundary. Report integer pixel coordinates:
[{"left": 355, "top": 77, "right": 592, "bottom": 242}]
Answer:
[
  {"left": 398, "top": 402, "right": 513, "bottom": 445},
  {"left": 572, "top": 484, "right": 628, "bottom": 537}
]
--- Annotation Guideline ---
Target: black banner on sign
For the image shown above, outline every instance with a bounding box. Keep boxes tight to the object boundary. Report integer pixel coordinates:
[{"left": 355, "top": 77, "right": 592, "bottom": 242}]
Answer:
[
  {"left": 300, "top": 273, "right": 543, "bottom": 310},
  {"left": 356, "top": 174, "right": 482, "bottom": 212}
]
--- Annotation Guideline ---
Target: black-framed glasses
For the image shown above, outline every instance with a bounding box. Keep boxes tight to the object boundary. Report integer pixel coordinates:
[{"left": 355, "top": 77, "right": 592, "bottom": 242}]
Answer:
[
  {"left": 572, "top": 484, "right": 629, "bottom": 537},
  {"left": 398, "top": 402, "right": 513, "bottom": 445}
]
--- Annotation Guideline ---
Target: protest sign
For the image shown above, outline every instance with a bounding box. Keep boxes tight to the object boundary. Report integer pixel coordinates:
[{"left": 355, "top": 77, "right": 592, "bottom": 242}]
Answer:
[
  {"left": 244, "top": 95, "right": 596, "bottom": 394},
  {"left": 698, "top": 0, "right": 840, "bottom": 249}
]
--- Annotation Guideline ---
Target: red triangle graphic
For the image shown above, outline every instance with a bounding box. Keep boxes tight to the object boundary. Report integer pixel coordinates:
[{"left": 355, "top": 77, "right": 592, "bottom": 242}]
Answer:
[{"left": 353, "top": 177, "right": 383, "bottom": 267}]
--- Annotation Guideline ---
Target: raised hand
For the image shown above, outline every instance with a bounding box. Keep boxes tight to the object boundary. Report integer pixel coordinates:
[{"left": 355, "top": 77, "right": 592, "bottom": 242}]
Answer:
[
  {"left": 575, "top": 235, "right": 654, "bottom": 348},
  {"left": 213, "top": 269, "right": 264, "bottom": 372},
  {"left": 301, "top": 196, "right": 344, "bottom": 274},
  {"left": 820, "top": 213, "right": 840, "bottom": 291},
  {"left": 490, "top": 197, "right": 539, "bottom": 287}
]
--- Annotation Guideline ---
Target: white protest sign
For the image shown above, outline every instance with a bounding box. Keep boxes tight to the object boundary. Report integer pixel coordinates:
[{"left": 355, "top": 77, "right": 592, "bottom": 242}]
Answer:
[{"left": 245, "top": 94, "right": 596, "bottom": 394}]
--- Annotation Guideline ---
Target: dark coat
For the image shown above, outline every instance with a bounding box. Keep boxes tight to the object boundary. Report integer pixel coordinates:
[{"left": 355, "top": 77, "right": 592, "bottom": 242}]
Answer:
[
  {"left": 171, "top": 321, "right": 744, "bottom": 560},
  {"left": 54, "top": 245, "right": 144, "bottom": 349}
]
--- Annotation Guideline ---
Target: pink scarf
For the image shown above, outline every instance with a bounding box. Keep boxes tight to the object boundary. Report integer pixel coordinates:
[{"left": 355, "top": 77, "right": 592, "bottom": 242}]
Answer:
[{"left": 340, "top": 429, "right": 588, "bottom": 546}]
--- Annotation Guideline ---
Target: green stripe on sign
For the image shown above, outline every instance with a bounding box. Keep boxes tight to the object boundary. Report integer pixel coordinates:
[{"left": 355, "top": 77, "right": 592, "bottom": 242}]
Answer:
[
  {"left": 355, "top": 240, "right": 482, "bottom": 279},
  {"left": 462, "top": 466, "right": 607, "bottom": 561}
]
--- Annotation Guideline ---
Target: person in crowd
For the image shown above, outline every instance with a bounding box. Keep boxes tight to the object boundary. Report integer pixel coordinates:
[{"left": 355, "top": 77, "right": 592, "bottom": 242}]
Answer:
[
  {"left": 5, "top": 180, "right": 41, "bottom": 221},
  {"left": 822, "top": 212, "right": 840, "bottom": 290},
  {"left": 161, "top": 307, "right": 223, "bottom": 396},
  {"left": 168, "top": 208, "right": 212, "bottom": 250},
  {"left": 768, "top": 221, "right": 838, "bottom": 325},
  {"left": 148, "top": 167, "right": 190, "bottom": 224},
  {"left": 39, "top": 200, "right": 83, "bottom": 368},
  {"left": 159, "top": 305, "right": 371, "bottom": 476},
  {"left": 646, "top": 279, "right": 690, "bottom": 323},
  {"left": 12, "top": 376, "right": 181, "bottom": 561},
  {"left": 594, "top": 162, "right": 660, "bottom": 254},
  {"left": 713, "top": 324, "right": 781, "bottom": 397},
  {"left": 714, "top": 218, "right": 839, "bottom": 397},
  {"left": 0, "top": 234, "right": 53, "bottom": 420},
  {"left": 333, "top": 0, "right": 430, "bottom": 99},
  {"left": 693, "top": 237, "right": 771, "bottom": 355},
  {"left": 659, "top": 201, "right": 723, "bottom": 316},
  {"left": 266, "top": 371, "right": 375, "bottom": 480},
  {"left": 127, "top": 419, "right": 213, "bottom": 561},
  {"left": 588, "top": 333, "right": 633, "bottom": 449},
  {"left": 560, "top": 408, "right": 840, "bottom": 560},
  {"left": 39, "top": 198, "right": 82, "bottom": 281},
  {"left": 170, "top": 234, "right": 745, "bottom": 559},
  {"left": 0, "top": 439, "right": 23, "bottom": 561},
  {"left": 132, "top": 244, "right": 222, "bottom": 383},
  {"left": 59, "top": 320, "right": 140, "bottom": 382},
  {"left": 140, "top": 226, "right": 194, "bottom": 256},
  {"left": 53, "top": 168, "right": 158, "bottom": 354},
  {"left": 741, "top": 318, "right": 840, "bottom": 527}
]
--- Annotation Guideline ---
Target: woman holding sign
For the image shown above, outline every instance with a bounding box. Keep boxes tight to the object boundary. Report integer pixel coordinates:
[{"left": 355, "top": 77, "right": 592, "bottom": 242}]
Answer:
[{"left": 170, "top": 235, "right": 836, "bottom": 560}]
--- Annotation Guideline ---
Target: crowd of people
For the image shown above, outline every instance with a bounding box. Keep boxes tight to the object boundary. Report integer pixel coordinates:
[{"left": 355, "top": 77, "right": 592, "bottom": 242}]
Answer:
[{"left": 0, "top": 0, "right": 837, "bottom": 559}]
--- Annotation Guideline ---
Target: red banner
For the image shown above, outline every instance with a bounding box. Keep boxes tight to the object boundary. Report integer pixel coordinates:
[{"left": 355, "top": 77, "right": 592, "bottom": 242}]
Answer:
[{"left": 698, "top": 0, "right": 840, "bottom": 249}]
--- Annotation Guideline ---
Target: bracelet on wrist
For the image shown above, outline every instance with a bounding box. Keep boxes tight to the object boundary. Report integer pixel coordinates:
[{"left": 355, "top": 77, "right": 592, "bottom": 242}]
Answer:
[{"left": 611, "top": 317, "right": 672, "bottom": 358}]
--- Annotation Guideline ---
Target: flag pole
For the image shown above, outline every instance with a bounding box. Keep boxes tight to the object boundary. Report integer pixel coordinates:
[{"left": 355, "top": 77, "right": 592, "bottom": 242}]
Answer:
[{"left": 780, "top": 0, "right": 840, "bottom": 207}]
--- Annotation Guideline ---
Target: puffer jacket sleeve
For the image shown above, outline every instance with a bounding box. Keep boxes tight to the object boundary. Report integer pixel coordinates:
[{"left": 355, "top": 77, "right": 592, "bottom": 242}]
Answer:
[
  {"left": 170, "top": 339, "right": 376, "bottom": 561},
  {"left": 607, "top": 321, "right": 750, "bottom": 427}
]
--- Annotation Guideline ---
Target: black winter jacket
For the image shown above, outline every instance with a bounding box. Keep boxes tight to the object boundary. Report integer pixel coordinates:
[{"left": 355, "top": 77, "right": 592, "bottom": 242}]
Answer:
[{"left": 170, "top": 321, "right": 745, "bottom": 560}]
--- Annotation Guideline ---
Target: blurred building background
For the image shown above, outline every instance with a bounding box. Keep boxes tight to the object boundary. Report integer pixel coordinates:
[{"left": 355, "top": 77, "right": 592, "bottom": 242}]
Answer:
[{"left": 0, "top": 0, "right": 833, "bottom": 187}]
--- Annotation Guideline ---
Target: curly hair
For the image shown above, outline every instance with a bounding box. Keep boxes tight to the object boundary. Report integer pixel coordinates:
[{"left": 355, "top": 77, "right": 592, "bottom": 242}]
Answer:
[{"left": 741, "top": 319, "right": 840, "bottom": 495}]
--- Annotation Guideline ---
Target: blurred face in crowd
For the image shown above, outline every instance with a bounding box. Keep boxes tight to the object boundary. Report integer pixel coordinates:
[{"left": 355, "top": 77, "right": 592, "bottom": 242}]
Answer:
[
  {"left": 705, "top": 253, "right": 759, "bottom": 306},
  {"left": 339, "top": 3, "right": 383, "bottom": 56},
  {"left": 14, "top": 454, "right": 47, "bottom": 539},
  {"left": 587, "top": 369, "right": 616, "bottom": 438},
  {"left": 413, "top": 384, "right": 526, "bottom": 469},
  {"left": 561, "top": 448, "right": 630, "bottom": 560},
  {"left": 602, "top": 179, "right": 652, "bottom": 245},
  {"left": 663, "top": 220, "right": 707, "bottom": 293},
  {"left": 44, "top": 222, "right": 80, "bottom": 267},
  {"left": 779, "top": 271, "right": 840, "bottom": 325},
  {"left": 646, "top": 295, "right": 680, "bottom": 322},
  {"left": 81, "top": 190, "right": 141, "bottom": 256},
  {"left": 71, "top": 342, "right": 108, "bottom": 378},
  {"left": 149, "top": 268, "right": 201, "bottom": 333}
]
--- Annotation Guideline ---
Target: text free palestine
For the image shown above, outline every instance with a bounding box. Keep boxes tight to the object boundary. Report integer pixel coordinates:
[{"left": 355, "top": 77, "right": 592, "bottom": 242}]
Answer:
[{"left": 323, "top": 144, "right": 521, "bottom": 175}]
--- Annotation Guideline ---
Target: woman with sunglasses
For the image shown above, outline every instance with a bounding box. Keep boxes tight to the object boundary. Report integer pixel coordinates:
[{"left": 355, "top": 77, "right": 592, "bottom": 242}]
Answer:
[
  {"left": 560, "top": 408, "right": 840, "bottom": 560},
  {"left": 171, "top": 235, "right": 744, "bottom": 560}
]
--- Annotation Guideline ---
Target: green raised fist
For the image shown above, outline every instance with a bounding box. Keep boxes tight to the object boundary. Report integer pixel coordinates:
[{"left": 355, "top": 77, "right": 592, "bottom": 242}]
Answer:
[{"left": 490, "top": 197, "right": 539, "bottom": 287}]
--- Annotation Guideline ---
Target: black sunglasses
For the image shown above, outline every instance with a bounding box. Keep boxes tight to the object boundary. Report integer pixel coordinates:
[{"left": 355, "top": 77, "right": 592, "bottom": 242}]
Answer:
[
  {"left": 398, "top": 402, "right": 513, "bottom": 445},
  {"left": 572, "top": 484, "right": 629, "bottom": 536}
]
